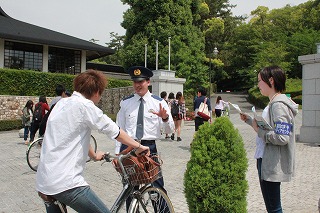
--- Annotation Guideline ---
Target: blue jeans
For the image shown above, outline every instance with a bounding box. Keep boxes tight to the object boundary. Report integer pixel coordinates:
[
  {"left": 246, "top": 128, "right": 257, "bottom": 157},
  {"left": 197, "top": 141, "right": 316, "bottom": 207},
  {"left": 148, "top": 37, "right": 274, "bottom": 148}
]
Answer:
[
  {"left": 45, "top": 186, "right": 110, "bottom": 213},
  {"left": 24, "top": 125, "right": 31, "bottom": 141},
  {"left": 257, "top": 158, "right": 283, "bottom": 213}
]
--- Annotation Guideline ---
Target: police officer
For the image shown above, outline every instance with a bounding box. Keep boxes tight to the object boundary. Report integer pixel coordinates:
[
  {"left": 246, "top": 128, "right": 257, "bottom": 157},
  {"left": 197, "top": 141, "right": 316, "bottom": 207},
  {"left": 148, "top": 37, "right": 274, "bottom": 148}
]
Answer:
[{"left": 115, "top": 66, "right": 174, "bottom": 209}]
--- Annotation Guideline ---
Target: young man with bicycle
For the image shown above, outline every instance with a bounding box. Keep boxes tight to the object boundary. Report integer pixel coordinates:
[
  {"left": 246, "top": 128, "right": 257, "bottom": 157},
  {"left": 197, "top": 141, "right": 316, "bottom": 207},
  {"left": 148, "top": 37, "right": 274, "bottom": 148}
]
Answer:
[
  {"left": 115, "top": 66, "right": 175, "bottom": 210},
  {"left": 36, "top": 70, "right": 150, "bottom": 213}
]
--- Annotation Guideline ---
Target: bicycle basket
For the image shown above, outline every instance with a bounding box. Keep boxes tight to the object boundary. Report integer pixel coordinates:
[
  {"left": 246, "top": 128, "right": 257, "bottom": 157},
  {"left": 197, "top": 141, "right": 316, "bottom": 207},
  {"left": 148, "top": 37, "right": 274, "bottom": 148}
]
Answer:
[{"left": 112, "top": 154, "right": 163, "bottom": 185}]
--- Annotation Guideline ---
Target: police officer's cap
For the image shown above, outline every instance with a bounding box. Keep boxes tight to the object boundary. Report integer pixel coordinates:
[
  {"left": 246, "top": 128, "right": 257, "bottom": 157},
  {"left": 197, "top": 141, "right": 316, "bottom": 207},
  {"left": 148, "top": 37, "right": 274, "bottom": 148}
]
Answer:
[{"left": 127, "top": 66, "right": 153, "bottom": 82}]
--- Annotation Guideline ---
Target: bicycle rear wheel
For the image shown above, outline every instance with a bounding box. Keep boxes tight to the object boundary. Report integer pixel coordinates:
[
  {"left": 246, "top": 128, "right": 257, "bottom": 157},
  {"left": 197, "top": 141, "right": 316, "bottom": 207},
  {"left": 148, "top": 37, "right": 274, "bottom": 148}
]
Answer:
[
  {"left": 130, "top": 186, "right": 175, "bottom": 213},
  {"left": 26, "top": 138, "right": 43, "bottom": 171}
]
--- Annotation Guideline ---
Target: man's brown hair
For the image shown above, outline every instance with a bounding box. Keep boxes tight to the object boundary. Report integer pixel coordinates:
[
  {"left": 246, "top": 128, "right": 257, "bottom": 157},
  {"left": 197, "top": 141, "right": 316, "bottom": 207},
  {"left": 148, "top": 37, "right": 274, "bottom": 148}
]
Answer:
[{"left": 73, "top": 69, "right": 107, "bottom": 99}]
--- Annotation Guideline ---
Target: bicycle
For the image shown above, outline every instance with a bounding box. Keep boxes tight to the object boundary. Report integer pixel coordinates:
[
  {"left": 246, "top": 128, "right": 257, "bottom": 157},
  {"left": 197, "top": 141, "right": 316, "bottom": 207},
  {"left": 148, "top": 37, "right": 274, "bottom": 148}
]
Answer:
[
  {"left": 26, "top": 135, "right": 97, "bottom": 172},
  {"left": 104, "top": 151, "right": 174, "bottom": 213},
  {"left": 221, "top": 104, "right": 230, "bottom": 117},
  {"left": 101, "top": 150, "right": 175, "bottom": 213},
  {"left": 40, "top": 150, "right": 174, "bottom": 213}
]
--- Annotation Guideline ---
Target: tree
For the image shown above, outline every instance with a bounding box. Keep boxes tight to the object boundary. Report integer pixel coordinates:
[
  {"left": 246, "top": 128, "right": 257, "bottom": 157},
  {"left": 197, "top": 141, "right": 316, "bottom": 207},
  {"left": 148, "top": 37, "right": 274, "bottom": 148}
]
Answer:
[
  {"left": 98, "top": 32, "right": 126, "bottom": 65},
  {"left": 120, "top": 0, "right": 208, "bottom": 94}
]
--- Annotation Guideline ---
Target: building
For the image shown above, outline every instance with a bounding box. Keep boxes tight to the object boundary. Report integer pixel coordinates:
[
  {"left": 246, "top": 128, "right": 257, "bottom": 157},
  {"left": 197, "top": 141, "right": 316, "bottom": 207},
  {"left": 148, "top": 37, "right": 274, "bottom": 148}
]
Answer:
[
  {"left": 0, "top": 6, "right": 185, "bottom": 97},
  {"left": 0, "top": 6, "right": 116, "bottom": 74}
]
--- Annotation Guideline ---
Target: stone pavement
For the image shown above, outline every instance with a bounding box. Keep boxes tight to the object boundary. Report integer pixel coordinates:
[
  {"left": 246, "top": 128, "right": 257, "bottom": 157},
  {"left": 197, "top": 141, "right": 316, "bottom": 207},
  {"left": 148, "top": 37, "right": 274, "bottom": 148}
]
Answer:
[{"left": 0, "top": 92, "right": 319, "bottom": 213}]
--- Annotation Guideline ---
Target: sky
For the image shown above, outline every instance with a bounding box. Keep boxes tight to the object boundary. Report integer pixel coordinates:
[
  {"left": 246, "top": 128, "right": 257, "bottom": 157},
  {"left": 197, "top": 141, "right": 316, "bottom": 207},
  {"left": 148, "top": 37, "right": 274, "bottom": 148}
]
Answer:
[{"left": 1, "top": 0, "right": 309, "bottom": 46}]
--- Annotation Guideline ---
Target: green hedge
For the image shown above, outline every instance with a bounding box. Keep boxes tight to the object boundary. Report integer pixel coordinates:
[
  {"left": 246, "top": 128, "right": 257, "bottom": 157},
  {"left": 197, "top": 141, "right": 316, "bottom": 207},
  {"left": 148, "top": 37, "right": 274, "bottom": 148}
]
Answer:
[
  {"left": 184, "top": 117, "right": 248, "bottom": 213},
  {"left": 0, "top": 119, "right": 23, "bottom": 131},
  {"left": 0, "top": 68, "right": 132, "bottom": 96},
  {"left": 0, "top": 68, "right": 131, "bottom": 131}
]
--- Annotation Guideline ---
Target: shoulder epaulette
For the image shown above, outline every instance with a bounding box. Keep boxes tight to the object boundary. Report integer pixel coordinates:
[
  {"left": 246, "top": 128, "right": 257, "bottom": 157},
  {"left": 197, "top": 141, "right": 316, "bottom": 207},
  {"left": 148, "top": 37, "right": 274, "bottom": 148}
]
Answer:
[
  {"left": 122, "top": 94, "right": 134, "bottom": 101},
  {"left": 151, "top": 95, "right": 162, "bottom": 101}
]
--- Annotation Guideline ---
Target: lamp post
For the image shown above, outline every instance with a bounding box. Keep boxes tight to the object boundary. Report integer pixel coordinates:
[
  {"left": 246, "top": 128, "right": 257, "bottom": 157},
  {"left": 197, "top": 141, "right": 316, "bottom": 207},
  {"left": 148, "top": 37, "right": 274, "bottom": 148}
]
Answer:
[{"left": 209, "top": 47, "right": 219, "bottom": 97}]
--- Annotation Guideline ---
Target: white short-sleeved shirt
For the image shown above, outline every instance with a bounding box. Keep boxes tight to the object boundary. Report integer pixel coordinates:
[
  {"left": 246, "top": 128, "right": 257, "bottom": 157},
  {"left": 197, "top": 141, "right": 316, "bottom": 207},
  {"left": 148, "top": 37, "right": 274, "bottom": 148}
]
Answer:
[
  {"left": 114, "top": 91, "right": 174, "bottom": 154},
  {"left": 254, "top": 105, "right": 270, "bottom": 159},
  {"left": 36, "top": 91, "right": 120, "bottom": 195}
]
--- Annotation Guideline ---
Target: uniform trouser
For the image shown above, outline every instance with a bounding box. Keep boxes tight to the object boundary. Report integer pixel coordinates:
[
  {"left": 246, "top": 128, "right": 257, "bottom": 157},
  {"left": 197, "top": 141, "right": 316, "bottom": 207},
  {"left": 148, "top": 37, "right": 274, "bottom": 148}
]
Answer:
[
  {"left": 120, "top": 142, "right": 167, "bottom": 211},
  {"left": 257, "top": 158, "right": 282, "bottom": 213}
]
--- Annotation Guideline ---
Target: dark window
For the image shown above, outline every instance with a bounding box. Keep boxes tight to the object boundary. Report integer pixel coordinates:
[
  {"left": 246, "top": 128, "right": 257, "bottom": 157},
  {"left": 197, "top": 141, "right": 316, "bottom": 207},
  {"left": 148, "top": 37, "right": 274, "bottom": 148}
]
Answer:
[
  {"left": 4, "top": 41, "right": 43, "bottom": 71},
  {"left": 48, "top": 47, "right": 81, "bottom": 74}
]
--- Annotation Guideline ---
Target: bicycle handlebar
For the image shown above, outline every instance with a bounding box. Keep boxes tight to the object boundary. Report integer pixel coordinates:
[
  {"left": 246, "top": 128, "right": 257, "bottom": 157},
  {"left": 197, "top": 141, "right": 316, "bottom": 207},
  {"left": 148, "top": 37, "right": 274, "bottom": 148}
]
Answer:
[{"left": 103, "top": 149, "right": 137, "bottom": 163}]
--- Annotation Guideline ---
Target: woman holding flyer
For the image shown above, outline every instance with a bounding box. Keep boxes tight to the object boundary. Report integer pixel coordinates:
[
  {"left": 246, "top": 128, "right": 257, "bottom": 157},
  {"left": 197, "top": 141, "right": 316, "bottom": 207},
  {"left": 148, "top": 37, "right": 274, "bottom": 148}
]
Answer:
[{"left": 240, "top": 65, "right": 298, "bottom": 213}]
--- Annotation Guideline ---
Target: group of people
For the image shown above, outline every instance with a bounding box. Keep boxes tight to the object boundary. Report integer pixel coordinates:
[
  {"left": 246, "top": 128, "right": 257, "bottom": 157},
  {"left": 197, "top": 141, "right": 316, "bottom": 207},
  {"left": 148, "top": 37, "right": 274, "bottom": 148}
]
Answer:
[
  {"left": 29, "top": 64, "right": 296, "bottom": 213},
  {"left": 160, "top": 91, "right": 186, "bottom": 141},
  {"left": 35, "top": 66, "right": 170, "bottom": 212},
  {"left": 21, "top": 85, "right": 70, "bottom": 145}
]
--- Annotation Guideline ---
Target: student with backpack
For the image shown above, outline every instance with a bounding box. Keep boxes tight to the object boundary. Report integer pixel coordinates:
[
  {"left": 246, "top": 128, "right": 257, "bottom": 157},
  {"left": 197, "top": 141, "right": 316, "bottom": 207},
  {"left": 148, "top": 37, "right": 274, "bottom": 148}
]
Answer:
[
  {"left": 170, "top": 92, "right": 186, "bottom": 141},
  {"left": 30, "top": 96, "right": 49, "bottom": 143}
]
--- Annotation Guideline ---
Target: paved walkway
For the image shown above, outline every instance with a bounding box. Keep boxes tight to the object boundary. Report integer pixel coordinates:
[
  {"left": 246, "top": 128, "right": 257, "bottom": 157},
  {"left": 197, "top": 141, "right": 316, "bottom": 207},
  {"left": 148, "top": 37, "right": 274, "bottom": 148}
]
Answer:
[{"left": 0, "top": 92, "right": 319, "bottom": 212}]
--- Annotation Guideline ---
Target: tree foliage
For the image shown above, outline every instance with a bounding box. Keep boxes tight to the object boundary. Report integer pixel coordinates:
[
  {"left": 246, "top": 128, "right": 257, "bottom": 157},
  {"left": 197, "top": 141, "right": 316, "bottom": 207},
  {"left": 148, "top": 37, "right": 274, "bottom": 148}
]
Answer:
[
  {"left": 104, "top": 0, "right": 319, "bottom": 92},
  {"left": 120, "top": 0, "right": 208, "bottom": 94}
]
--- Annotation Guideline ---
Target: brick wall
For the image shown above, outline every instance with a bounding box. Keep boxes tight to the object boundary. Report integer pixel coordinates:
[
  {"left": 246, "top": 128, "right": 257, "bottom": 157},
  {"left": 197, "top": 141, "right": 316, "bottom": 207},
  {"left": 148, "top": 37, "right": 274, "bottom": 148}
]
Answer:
[{"left": 0, "top": 86, "right": 134, "bottom": 121}]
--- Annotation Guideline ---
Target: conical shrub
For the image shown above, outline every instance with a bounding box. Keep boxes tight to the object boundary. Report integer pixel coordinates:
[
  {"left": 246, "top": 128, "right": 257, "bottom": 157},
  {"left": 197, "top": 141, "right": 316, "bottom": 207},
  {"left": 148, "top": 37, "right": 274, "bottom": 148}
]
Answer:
[{"left": 184, "top": 117, "right": 248, "bottom": 213}]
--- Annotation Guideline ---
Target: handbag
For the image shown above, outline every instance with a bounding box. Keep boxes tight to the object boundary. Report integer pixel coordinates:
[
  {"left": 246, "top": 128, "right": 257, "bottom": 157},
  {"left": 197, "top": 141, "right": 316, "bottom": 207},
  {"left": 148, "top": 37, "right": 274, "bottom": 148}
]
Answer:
[
  {"left": 112, "top": 147, "right": 162, "bottom": 185},
  {"left": 197, "top": 98, "right": 211, "bottom": 121}
]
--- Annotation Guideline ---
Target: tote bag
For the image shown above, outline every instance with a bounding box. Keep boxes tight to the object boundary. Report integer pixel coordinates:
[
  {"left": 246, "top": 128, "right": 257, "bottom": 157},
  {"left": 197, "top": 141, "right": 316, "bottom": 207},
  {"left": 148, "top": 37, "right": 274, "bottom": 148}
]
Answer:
[{"left": 197, "top": 98, "right": 210, "bottom": 121}]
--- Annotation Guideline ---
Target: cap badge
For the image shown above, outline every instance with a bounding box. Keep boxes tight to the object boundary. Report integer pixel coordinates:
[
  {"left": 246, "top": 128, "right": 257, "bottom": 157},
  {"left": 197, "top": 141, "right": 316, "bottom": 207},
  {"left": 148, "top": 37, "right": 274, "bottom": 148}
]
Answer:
[{"left": 133, "top": 69, "right": 141, "bottom": 76}]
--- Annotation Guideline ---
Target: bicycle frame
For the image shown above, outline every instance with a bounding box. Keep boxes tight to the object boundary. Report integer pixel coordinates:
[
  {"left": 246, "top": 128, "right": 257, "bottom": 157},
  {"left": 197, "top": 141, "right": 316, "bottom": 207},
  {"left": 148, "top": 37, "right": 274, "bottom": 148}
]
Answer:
[
  {"left": 106, "top": 152, "right": 152, "bottom": 213},
  {"left": 110, "top": 181, "right": 152, "bottom": 213}
]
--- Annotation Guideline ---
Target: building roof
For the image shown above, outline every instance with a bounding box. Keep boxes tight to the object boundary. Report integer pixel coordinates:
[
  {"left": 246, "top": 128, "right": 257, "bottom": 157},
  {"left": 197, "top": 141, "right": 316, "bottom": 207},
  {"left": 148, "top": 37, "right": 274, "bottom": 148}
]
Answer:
[
  {"left": 86, "top": 62, "right": 126, "bottom": 73},
  {"left": 0, "top": 7, "right": 115, "bottom": 60}
]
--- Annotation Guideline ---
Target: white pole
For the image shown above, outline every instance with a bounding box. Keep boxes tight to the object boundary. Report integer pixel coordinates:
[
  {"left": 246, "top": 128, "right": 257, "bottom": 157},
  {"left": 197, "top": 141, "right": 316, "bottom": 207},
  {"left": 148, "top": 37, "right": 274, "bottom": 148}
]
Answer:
[
  {"left": 145, "top": 44, "right": 147, "bottom": 67},
  {"left": 156, "top": 40, "right": 158, "bottom": 70},
  {"left": 168, "top": 37, "right": 171, "bottom": 70}
]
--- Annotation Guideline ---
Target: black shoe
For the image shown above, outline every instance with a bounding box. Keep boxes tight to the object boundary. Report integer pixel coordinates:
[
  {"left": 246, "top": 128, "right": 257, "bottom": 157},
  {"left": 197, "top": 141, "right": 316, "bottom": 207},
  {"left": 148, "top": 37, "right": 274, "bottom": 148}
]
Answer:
[
  {"left": 171, "top": 133, "right": 174, "bottom": 140},
  {"left": 177, "top": 137, "right": 182, "bottom": 141}
]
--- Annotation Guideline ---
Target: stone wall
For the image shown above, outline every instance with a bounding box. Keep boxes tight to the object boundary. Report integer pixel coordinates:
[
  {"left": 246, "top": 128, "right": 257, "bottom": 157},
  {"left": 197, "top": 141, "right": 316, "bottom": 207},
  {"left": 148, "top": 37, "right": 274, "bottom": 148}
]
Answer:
[{"left": 0, "top": 86, "right": 134, "bottom": 121}]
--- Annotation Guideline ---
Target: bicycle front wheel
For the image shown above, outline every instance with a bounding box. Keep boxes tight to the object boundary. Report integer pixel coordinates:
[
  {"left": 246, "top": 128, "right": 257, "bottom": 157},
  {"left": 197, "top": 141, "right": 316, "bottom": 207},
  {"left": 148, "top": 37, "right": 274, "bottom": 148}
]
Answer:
[
  {"left": 90, "top": 135, "right": 97, "bottom": 152},
  {"left": 26, "top": 138, "right": 43, "bottom": 171},
  {"left": 86, "top": 135, "right": 98, "bottom": 162},
  {"left": 130, "top": 186, "right": 175, "bottom": 213}
]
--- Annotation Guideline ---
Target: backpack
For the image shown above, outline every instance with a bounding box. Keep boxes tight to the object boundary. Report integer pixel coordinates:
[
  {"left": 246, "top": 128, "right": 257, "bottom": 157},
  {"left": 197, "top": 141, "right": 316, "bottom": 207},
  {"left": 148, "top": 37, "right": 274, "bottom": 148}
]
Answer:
[
  {"left": 171, "top": 101, "right": 180, "bottom": 119},
  {"left": 39, "top": 103, "right": 55, "bottom": 136},
  {"left": 33, "top": 103, "right": 43, "bottom": 122}
]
